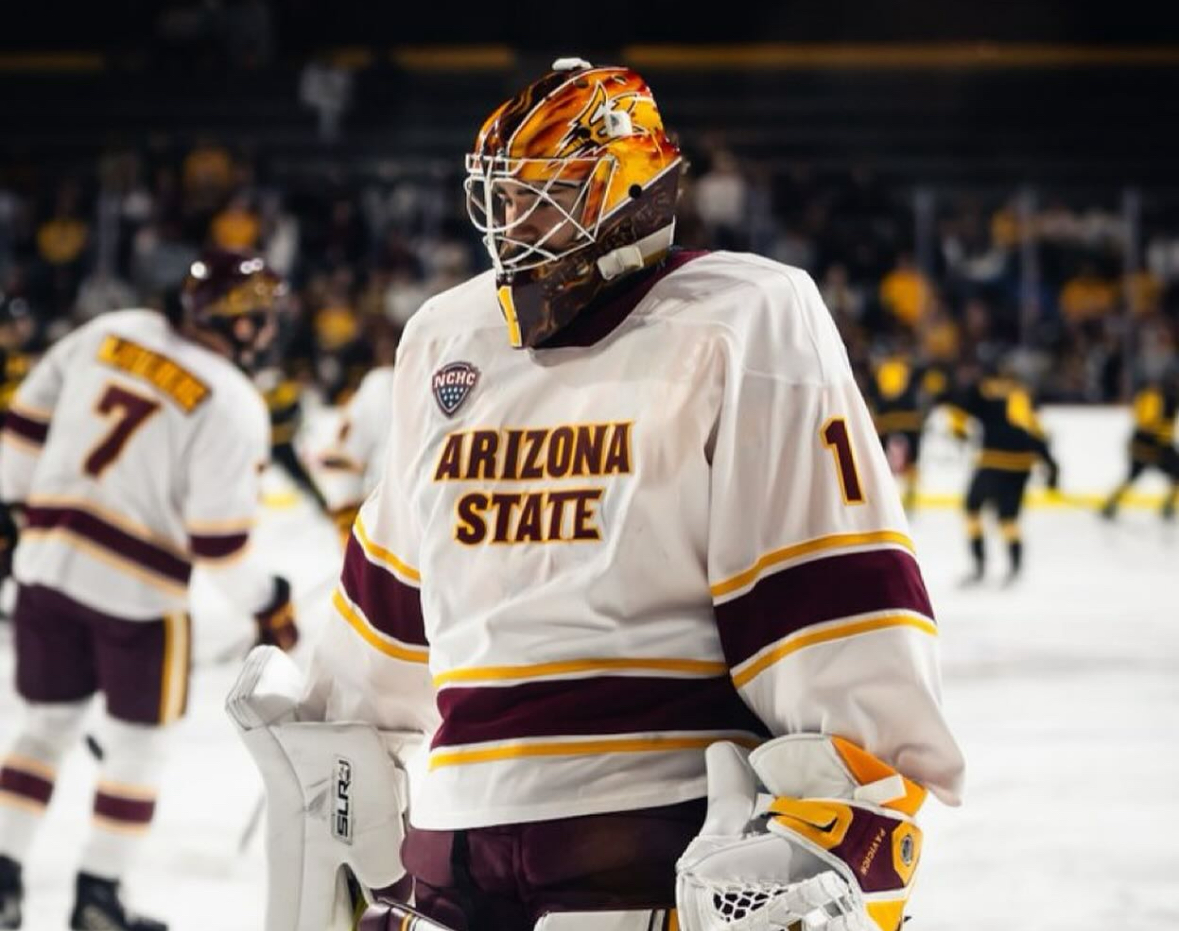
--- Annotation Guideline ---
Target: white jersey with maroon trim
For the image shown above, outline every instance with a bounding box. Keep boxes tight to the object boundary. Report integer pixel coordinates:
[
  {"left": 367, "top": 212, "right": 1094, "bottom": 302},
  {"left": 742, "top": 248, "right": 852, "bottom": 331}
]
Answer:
[
  {"left": 316, "top": 365, "right": 395, "bottom": 513},
  {"left": 0, "top": 309, "right": 275, "bottom": 620},
  {"left": 306, "top": 251, "right": 965, "bottom": 831}
]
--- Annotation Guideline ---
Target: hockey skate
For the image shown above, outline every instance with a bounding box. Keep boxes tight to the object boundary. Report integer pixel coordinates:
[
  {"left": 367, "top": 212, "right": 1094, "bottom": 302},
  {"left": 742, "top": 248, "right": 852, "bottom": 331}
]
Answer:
[
  {"left": 0, "top": 856, "right": 21, "bottom": 930},
  {"left": 68, "top": 873, "right": 167, "bottom": 931}
]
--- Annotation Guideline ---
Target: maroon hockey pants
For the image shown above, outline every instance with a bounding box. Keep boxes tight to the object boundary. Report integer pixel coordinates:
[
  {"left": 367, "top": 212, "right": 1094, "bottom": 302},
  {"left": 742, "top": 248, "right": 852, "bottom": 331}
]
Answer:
[{"left": 398, "top": 798, "right": 706, "bottom": 931}]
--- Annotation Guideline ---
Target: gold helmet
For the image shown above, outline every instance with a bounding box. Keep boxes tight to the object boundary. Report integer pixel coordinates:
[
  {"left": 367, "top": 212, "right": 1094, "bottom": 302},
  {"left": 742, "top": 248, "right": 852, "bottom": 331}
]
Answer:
[{"left": 465, "top": 57, "right": 683, "bottom": 348}]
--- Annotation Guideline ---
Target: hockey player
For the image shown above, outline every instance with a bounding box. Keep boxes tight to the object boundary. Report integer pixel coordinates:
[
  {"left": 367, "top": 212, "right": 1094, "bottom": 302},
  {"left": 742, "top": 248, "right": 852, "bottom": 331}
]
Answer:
[
  {"left": 0, "top": 295, "right": 38, "bottom": 419},
  {"left": 1099, "top": 373, "right": 1179, "bottom": 520},
  {"left": 236, "top": 59, "right": 964, "bottom": 931},
  {"left": 257, "top": 363, "right": 333, "bottom": 514},
  {"left": 863, "top": 341, "right": 940, "bottom": 511},
  {"left": 944, "top": 355, "right": 1059, "bottom": 586},
  {"left": 0, "top": 250, "right": 299, "bottom": 930},
  {"left": 315, "top": 361, "right": 395, "bottom": 545}
]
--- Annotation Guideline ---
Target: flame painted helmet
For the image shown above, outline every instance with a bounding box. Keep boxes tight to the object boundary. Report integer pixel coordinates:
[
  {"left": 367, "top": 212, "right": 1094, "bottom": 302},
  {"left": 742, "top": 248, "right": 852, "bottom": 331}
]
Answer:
[
  {"left": 466, "top": 57, "right": 683, "bottom": 348},
  {"left": 181, "top": 249, "right": 286, "bottom": 370}
]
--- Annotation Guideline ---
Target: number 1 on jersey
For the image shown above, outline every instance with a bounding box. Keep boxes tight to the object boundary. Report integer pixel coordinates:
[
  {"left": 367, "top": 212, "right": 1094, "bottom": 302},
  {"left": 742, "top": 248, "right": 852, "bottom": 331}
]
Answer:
[
  {"left": 821, "top": 417, "right": 866, "bottom": 505},
  {"left": 85, "top": 383, "right": 161, "bottom": 478}
]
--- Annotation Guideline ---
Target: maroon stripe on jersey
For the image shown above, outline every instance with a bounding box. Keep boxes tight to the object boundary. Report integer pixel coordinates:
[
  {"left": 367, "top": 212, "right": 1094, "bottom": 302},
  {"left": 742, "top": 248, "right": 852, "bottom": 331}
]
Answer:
[
  {"left": 340, "top": 532, "right": 427, "bottom": 648},
  {"left": 189, "top": 531, "right": 250, "bottom": 560},
  {"left": 0, "top": 764, "right": 54, "bottom": 806},
  {"left": 432, "top": 674, "right": 769, "bottom": 749},
  {"left": 94, "top": 790, "right": 156, "bottom": 826},
  {"left": 715, "top": 548, "right": 934, "bottom": 669},
  {"left": 3, "top": 409, "right": 49, "bottom": 445},
  {"left": 23, "top": 505, "right": 192, "bottom": 585}
]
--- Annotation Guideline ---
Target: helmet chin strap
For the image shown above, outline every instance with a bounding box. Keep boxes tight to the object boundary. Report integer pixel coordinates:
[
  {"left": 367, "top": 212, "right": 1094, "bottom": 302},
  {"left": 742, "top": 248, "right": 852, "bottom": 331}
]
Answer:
[{"left": 595, "top": 223, "right": 676, "bottom": 281}]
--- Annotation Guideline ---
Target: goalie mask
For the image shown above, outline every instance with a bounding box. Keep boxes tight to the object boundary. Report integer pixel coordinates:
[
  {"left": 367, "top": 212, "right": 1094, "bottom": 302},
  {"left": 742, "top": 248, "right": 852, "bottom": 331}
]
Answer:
[
  {"left": 181, "top": 249, "right": 286, "bottom": 370},
  {"left": 465, "top": 57, "right": 683, "bottom": 349}
]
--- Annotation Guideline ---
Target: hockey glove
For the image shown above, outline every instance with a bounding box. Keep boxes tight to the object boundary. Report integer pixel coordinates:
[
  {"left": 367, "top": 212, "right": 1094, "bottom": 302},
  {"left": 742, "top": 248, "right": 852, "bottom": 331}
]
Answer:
[
  {"left": 676, "top": 735, "right": 925, "bottom": 931},
  {"left": 255, "top": 575, "right": 299, "bottom": 652}
]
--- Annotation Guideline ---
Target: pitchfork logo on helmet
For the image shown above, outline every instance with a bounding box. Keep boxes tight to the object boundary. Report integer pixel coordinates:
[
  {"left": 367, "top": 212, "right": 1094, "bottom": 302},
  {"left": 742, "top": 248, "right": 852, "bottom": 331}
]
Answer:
[{"left": 465, "top": 57, "right": 683, "bottom": 349}]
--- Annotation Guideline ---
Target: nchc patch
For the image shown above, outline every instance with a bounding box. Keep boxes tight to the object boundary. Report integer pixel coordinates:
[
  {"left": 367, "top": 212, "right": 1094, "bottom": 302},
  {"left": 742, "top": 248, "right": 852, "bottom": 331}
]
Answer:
[{"left": 432, "top": 361, "right": 480, "bottom": 417}]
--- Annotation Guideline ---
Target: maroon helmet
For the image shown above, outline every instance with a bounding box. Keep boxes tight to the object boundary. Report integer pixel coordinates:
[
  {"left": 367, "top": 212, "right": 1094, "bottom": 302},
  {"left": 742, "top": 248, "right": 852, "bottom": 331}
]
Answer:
[{"left": 181, "top": 249, "right": 286, "bottom": 369}]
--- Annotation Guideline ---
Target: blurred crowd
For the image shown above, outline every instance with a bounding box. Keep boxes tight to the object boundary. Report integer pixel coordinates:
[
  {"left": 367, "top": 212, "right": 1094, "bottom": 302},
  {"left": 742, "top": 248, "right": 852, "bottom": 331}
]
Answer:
[{"left": 3, "top": 140, "right": 1179, "bottom": 410}]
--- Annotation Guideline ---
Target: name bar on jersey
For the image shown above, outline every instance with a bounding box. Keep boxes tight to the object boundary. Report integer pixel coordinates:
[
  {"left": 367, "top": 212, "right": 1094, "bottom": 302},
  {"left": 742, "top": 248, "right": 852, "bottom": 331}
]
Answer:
[{"left": 97, "top": 335, "right": 210, "bottom": 413}]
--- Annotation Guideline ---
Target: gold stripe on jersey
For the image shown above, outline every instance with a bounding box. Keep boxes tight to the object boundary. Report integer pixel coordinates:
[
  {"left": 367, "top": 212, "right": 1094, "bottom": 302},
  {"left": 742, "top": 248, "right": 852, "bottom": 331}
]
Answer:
[
  {"left": 96, "top": 334, "right": 210, "bottom": 413},
  {"left": 96, "top": 780, "right": 157, "bottom": 802},
  {"left": 0, "top": 793, "right": 48, "bottom": 814},
  {"left": 428, "top": 732, "right": 763, "bottom": 770},
  {"left": 976, "top": 449, "right": 1039, "bottom": 471},
  {"left": 0, "top": 430, "right": 44, "bottom": 454},
  {"left": 710, "top": 530, "right": 916, "bottom": 600},
  {"left": 186, "top": 515, "right": 255, "bottom": 535},
  {"left": 19, "top": 528, "right": 188, "bottom": 595},
  {"left": 2, "top": 754, "right": 56, "bottom": 782},
  {"left": 731, "top": 611, "right": 938, "bottom": 689},
  {"left": 433, "top": 656, "right": 728, "bottom": 688},
  {"left": 354, "top": 515, "right": 421, "bottom": 585},
  {"left": 332, "top": 587, "right": 429, "bottom": 664},
  {"left": 6, "top": 398, "right": 53, "bottom": 422},
  {"left": 92, "top": 815, "right": 151, "bottom": 836},
  {"left": 158, "top": 613, "right": 190, "bottom": 724}
]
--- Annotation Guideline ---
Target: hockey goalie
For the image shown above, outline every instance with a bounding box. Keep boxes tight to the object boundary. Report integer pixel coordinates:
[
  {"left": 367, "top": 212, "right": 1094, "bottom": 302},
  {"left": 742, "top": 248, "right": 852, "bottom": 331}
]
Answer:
[{"left": 228, "top": 56, "right": 964, "bottom": 931}]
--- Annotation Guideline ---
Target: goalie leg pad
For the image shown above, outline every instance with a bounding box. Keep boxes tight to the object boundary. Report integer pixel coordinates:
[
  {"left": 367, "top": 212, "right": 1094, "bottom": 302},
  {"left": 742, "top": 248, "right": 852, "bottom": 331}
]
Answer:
[{"left": 226, "top": 646, "right": 421, "bottom": 931}]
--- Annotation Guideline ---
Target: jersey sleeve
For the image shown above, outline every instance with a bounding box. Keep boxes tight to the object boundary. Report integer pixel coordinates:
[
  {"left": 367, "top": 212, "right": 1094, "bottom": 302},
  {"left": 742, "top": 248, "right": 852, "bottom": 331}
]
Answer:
[
  {"left": 707, "top": 269, "right": 964, "bottom": 805},
  {"left": 303, "top": 350, "right": 436, "bottom": 734},
  {"left": 0, "top": 327, "right": 82, "bottom": 503},
  {"left": 183, "top": 383, "right": 274, "bottom": 612}
]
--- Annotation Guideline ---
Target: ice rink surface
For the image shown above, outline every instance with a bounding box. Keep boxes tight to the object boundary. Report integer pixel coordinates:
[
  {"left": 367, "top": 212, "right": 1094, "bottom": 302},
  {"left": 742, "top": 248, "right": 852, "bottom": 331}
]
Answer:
[{"left": 2, "top": 489, "right": 1178, "bottom": 930}]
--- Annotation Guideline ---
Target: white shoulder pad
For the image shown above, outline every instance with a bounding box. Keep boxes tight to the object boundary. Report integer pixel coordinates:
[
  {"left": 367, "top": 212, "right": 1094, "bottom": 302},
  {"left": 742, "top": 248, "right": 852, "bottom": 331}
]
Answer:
[{"left": 228, "top": 647, "right": 423, "bottom": 931}]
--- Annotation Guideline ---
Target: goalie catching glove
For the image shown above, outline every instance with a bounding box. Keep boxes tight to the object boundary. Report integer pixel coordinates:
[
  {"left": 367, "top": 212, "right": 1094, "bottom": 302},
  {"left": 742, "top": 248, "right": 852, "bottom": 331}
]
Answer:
[{"left": 676, "top": 735, "right": 926, "bottom": 931}]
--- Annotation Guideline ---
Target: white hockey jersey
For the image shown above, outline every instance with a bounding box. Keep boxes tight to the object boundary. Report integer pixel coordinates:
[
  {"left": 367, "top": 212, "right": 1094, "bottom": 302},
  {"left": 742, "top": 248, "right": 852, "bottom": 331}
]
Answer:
[
  {"left": 0, "top": 309, "right": 275, "bottom": 620},
  {"left": 316, "top": 365, "right": 395, "bottom": 514},
  {"left": 305, "top": 251, "right": 965, "bottom": 830}
]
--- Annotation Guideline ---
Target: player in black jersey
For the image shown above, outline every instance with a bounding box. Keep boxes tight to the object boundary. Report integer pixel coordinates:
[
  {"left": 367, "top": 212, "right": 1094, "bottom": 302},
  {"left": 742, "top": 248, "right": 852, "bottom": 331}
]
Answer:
[
  {"left": 864, "top": 347, "right": 950, "bottom": 512},
  {"left": 1099, "top": 376, "right": 1179, "bottom": 520},
  {"left": 944, "top": 359, "right": 1059, "bottom": 585},
  {"left": 257, "top": 366, "right": 331, "bottom": 514}
]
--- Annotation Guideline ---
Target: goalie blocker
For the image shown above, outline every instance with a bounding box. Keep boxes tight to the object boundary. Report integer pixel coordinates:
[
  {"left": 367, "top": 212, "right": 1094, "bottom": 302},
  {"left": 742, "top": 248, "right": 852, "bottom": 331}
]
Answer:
[{"left": 225, "top": 646, "right": 420, "bottom": 931}]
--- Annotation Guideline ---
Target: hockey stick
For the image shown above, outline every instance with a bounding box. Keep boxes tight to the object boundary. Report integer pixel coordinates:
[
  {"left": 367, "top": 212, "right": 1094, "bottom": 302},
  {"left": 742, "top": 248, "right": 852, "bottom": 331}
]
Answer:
[{"left": 355, "top": 901, "right": 457, "bottom": 931}]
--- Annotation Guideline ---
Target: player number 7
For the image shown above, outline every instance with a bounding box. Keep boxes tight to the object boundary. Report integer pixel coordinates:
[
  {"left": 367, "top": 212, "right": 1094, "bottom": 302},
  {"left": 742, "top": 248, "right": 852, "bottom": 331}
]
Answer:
[
  {"left": 821, "top": 417, "right": 866, "bottom": 505},
  {"left": 84, "top": 383, "right": 162, "bottom": 478}
]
